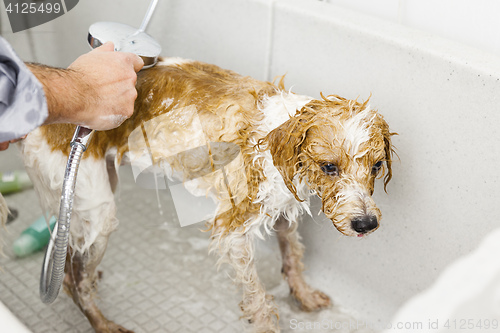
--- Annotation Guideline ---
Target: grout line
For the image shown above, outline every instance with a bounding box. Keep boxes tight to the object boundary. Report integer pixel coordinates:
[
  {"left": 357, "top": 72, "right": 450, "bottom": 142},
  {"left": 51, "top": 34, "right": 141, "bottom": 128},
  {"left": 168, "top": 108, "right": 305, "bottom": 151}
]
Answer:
[
  {"left": 264, "top": 0, "right": 277, "bottom": 81},
  {"left": 397, "top": 0, "right": 406, "bottom": 25},
  {"left": 25, "top": 30, "right": 38, "bottom": 63}
]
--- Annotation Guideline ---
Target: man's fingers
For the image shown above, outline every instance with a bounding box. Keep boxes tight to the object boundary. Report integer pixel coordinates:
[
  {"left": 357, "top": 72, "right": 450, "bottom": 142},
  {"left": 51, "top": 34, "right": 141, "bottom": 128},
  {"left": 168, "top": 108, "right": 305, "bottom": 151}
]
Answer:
[
  {"left": 92, "top": 42, "right": 143, "bottom": 72},
  {"left": 130, "top": 54, "right": 144, "bottom": 72},
  {"left": 119, "top": 52, "right": 144, "bottom": 73},
  {"left": 93, "top": 41, "right": 115, "bottom": 52}
]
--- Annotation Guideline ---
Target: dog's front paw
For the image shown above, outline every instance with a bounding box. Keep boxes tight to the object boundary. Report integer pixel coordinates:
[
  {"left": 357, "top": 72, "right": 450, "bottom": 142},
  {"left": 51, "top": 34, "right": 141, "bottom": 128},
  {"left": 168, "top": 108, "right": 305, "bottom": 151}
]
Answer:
[
  {"left": 294, "top": 289, "right": 331, "bottom": 312},
  {"left": 251, "top": 321, "right": 280, "bottom": 333},
  {"left": 242, "top": 294, "right": 280, "bottom": 332},
  {"left": 247, "top": 312, "right": 280, "bottom": 333}
]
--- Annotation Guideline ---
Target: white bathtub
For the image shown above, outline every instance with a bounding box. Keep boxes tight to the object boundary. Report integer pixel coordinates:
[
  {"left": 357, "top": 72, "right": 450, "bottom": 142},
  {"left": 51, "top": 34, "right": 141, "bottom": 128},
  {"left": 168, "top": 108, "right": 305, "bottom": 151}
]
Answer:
[
  {"left": 0, "top": 301, "right": 32, "bottom": 333},
  {"left": 2, "top": 0, "right": 500, "bottom": 331}
]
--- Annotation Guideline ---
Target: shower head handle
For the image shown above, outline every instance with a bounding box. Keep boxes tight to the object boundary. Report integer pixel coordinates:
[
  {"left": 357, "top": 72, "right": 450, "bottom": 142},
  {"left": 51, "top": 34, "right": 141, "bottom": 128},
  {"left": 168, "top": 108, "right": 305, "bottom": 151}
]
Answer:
[{"left": 70, "top": 125, "right": 94, "bottom": 151}]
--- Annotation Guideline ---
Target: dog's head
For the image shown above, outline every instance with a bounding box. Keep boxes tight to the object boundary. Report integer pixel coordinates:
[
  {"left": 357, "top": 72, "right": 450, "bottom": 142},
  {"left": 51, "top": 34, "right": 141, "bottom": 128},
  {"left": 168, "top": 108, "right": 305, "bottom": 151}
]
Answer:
[{"left": 262, "top": 94, "right": 395, "bottom": 237}]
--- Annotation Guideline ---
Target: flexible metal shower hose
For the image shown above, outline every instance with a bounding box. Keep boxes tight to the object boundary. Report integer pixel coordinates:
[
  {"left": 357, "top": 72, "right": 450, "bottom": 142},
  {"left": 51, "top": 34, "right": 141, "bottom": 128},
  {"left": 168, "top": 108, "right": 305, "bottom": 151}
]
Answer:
[{"left": 40, "top": 127, "right": 93, "bottom": 304}]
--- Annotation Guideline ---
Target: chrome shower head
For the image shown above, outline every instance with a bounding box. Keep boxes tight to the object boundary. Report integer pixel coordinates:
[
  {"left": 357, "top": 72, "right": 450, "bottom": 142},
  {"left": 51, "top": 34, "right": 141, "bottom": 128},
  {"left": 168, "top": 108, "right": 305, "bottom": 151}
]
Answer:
[
  {"left": 87, "top": 0, "right": 161, "bottom": 68},
  {"left": 88, "top": 21, "right": 161, "bottom": 68}
]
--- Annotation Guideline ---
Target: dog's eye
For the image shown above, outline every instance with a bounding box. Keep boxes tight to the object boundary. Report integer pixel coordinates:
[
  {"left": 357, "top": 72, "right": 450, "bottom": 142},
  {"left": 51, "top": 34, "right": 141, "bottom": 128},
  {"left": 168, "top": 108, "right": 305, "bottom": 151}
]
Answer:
[
  {"left": 321, "top": 163, "right": 339, "bottom": 176},
  {"left": 372, "top": 161, "right": 383, "bottom": 174}
]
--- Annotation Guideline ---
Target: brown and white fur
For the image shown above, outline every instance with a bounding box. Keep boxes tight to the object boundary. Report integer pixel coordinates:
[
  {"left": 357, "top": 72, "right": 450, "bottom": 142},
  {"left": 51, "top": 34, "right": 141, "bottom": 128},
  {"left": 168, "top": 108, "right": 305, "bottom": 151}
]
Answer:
[{"left": 19, "top": 57, "right": 394, "bottom": 333}]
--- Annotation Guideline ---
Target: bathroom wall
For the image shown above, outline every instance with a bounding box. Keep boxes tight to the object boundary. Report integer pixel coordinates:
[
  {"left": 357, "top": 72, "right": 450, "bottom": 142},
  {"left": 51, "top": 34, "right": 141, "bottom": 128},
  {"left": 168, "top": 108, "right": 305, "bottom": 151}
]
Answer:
[
  {"left": 4, "top": 1, "right": 500, "bottom": 70},
  {"left": 2, "top": 0, "right": 500, "bottom": 326},
  {"left": 326, "top": 0, "right": 500, "bottom": 59}
]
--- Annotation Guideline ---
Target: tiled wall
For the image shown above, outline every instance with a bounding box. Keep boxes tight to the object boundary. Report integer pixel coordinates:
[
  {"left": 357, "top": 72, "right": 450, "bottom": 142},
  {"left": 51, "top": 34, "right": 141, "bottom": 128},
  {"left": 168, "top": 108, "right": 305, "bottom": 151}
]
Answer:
[{"left": 2, "top": 0, "right": 500, "bottom": 325}]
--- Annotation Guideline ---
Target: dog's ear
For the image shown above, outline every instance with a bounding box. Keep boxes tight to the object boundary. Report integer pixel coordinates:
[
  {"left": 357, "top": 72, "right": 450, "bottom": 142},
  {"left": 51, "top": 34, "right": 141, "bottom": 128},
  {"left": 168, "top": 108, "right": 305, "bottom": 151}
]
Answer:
[
  {"left": 381, "top": 119, "right": 397, "bottom": 192},
  {"left": 259, "top": 111, "right": 313, "bottom": 202}
]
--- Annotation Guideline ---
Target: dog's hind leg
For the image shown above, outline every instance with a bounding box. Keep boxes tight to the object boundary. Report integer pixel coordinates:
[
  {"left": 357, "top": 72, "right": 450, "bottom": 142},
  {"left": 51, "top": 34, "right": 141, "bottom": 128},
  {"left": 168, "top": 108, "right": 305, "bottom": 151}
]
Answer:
[
  {"left": 275, "top": 216, "right": 331, "bottom": 312},
  {"left": 213, "top": 223, "right": 279, "bottom": 333},
  {"left": 64, "top": 234, "right": 133, "bottom": 333},
  {"left": 61, "top": 155, "right": 130, "bottom": 333}
]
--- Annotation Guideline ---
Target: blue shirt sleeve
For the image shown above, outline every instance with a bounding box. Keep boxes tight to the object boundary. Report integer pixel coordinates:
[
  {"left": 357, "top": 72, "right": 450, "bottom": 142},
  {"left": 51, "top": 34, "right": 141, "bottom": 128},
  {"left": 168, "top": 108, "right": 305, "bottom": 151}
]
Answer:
[{"left": 0, "top": 36, "right": 48, "bottom": 142}]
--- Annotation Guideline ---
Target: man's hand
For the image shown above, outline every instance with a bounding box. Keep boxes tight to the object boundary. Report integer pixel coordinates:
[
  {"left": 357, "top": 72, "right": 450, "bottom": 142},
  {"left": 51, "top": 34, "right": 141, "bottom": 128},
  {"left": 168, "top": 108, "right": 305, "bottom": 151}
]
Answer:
[
  {"left": 67, "top": 42, "right": 144, "bottom": 129},
  {"left": 28, "top": 42, "right": 144, "bottom": 131}
]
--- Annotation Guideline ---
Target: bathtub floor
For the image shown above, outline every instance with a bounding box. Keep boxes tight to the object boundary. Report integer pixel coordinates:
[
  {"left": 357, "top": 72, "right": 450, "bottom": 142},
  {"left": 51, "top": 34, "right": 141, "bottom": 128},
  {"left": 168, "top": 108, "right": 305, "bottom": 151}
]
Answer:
[{"left": 0, "top": 149, "right": 373, "bottom": 333}]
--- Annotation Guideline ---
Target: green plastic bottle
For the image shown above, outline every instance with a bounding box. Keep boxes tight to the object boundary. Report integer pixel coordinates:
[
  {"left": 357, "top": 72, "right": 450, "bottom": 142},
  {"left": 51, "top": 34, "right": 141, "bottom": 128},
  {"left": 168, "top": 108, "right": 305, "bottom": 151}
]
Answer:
[
  {"left": 13, "top": 216, "right": 57, "bottom": 257},
  {"left": 0, "top": 170, "right": 32, "bottom": 194}
]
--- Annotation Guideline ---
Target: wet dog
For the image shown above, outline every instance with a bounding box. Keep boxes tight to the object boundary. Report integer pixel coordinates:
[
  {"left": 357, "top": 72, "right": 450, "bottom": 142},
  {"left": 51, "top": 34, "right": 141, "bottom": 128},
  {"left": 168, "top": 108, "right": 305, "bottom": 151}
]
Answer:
[{"left": 20, "top": 57, "right": 395, "bottom": 332}]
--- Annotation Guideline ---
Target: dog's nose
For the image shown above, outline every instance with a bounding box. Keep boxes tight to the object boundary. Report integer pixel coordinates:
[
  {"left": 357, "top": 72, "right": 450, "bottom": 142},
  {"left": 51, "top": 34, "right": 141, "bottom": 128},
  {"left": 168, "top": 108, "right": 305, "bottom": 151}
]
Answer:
[{"left": 351, "top": 215, "right": 378, "bottom": 234}]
